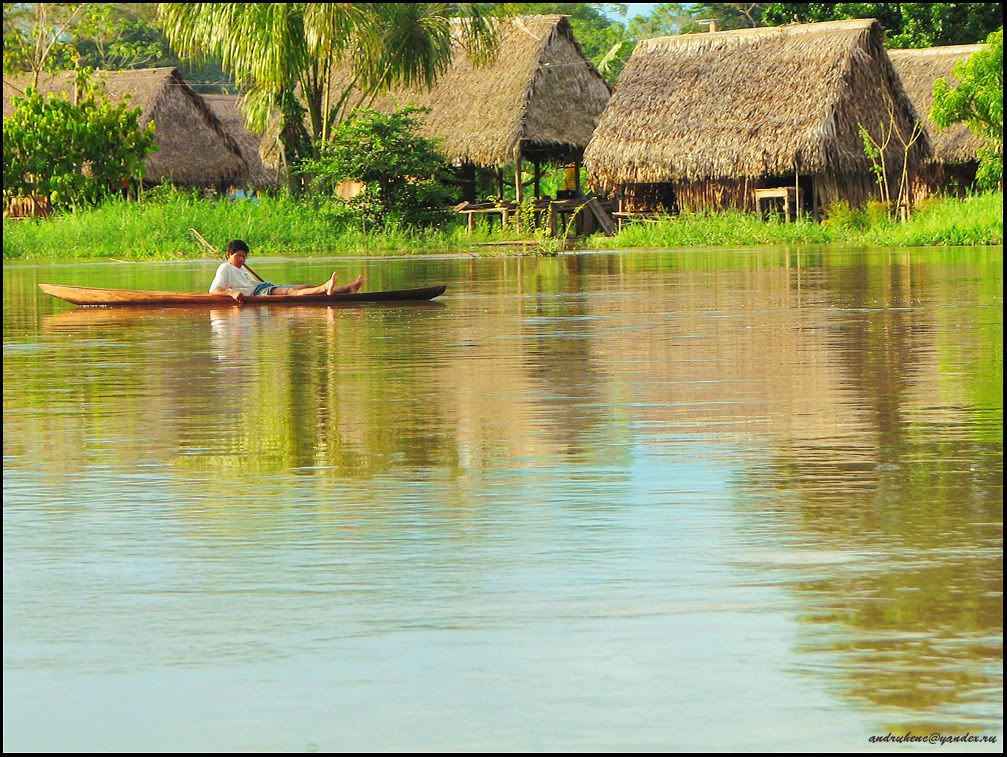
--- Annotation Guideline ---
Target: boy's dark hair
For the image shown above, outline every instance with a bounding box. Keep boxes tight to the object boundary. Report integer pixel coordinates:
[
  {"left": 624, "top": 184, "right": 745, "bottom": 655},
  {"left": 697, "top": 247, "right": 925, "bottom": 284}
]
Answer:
[{"left": 227, "top": 239, "right": 250, "bottom": 255}]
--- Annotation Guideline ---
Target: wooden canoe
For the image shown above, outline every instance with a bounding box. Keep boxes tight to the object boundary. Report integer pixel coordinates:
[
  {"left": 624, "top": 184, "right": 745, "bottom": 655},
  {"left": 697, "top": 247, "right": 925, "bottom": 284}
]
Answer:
[{"left": 39, "top": 283, "right": 446, "bottom": 307}]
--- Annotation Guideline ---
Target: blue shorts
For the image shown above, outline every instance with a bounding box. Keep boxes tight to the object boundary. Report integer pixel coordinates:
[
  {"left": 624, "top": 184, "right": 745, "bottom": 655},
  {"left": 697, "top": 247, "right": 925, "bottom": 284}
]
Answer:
[{"left": 252, "top": 282, "right": 284, "bottom": 296}]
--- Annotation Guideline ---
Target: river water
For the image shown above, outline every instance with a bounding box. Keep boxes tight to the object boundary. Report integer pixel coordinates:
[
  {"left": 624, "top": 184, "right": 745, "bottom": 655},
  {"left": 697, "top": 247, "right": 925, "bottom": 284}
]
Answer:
[{"left": 3, "top": 248, "right": 1002, "bottom": 751}]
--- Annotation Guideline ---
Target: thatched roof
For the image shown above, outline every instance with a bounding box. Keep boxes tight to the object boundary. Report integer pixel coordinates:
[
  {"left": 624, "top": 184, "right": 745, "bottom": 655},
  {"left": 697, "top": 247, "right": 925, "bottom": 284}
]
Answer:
[
  {"left": 202, "top": 94, "right": 279, "bottom": 188},
  {"left": 3, "top": 67, "right": 247, "bottom": 186},
  {"left": 264, "top": 14, "right": 610, "bottom": 168},
  {"left": 889, "top": 45, "right": 984, "bottom": 165},
  {"left": 585, "top": 19, "right": 931, "bottom": 190}
]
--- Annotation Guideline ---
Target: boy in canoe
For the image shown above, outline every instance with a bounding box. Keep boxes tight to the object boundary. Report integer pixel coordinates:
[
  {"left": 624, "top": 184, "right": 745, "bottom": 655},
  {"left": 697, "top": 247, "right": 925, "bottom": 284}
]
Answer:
[{"left": 209, "top": 240, "right": 364, "bottom": 303}]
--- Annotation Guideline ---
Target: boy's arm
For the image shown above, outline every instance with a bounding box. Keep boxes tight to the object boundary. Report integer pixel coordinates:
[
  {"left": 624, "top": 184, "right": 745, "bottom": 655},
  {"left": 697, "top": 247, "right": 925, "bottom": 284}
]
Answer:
[{"left": 211, "top": 286, "right": 245, "bottom": 303}]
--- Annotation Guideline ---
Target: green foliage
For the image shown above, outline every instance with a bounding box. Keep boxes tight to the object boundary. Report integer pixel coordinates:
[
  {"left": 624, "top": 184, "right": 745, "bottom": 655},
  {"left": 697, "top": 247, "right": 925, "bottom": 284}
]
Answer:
[
  {"left": 296, "top": 107, "right": 453, "bottom": 229},
  {"left": 859, "top": 124, "right": 887, "bottom": 194},
  {"left": 761, "top": 3, "right": 1003, "bottom": 47},
  {"left": 156, "top": 2, "right": 498, "bottom": 182},
  {"left": 631, "top": 3, "right": 765, "bottom": 37},
  {"left": 2, "top": 3, "right": 232, "bottom": 92},
  {"left": 3, "top": 2, "right": 85, "bottom": 75},
  {"left": 73, "top": 4, "right": 167, "bottom": 70},
  {"left": 2, "top": 71, "right": 156, "bottom": 211},
  {"left": 932, "top": 29, "right": 1003, "bottom": 190}
]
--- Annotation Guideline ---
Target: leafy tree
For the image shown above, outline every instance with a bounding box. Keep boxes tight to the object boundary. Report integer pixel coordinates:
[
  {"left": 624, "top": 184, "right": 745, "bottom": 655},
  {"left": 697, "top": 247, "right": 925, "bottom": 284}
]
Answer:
[
  {"left": 762, "top": 3, "right": 1003, "bottom": 47},
  {"left": 3, "top": 71, "right": 156, "bottom": 210},
  {"left": 3, "top": 3, "right": 86, "bottom": 85},
  {"left": 73, "top": 4, "right": 167, "bottom": 71},
  {"left": 156, "top": 3, "right": 498, "bottom": 187},
  {"left": 2, "top": 4, "right": 233, "bottom": 92},
  {"left": 296, "top": 107, "right": 453, "bottom": 228},
  {"left": 932, "top": 29, "right": 1003, "bottom": 189}
]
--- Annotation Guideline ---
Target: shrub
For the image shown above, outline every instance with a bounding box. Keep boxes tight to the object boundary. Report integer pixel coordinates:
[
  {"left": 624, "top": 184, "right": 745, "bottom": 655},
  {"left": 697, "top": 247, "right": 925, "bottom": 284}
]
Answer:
[
  {"left": 822, "top": 200, "right": 867, "bottom": 230},
  {"left": 295, "top": 106, "right": 453, "bottom": 229},
  {"left": 932, "top": 29, "right": 1003, "bottom": 190}
]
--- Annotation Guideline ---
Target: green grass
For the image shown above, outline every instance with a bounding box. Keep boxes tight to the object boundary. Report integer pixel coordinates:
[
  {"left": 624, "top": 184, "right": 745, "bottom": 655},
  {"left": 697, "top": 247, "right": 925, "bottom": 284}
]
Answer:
[{"left": 3, "top": 190, "right": 1001, "bottom": 260}]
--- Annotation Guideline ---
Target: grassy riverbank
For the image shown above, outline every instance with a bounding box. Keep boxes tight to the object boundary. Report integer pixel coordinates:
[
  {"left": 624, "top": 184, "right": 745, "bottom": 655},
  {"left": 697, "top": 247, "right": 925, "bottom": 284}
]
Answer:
[
  {"left": 591, "top": 192, "right": 1003, "bottom": 249},
  {"left": 3, "top": 190, "right": 1001, "bottom": 260}
]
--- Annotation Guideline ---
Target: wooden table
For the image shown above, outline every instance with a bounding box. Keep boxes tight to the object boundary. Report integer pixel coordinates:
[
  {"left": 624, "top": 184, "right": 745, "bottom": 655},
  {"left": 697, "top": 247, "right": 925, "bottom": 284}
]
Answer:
[
  {"left": 459, "top": 204, "right": 511, "bottom": 232},
  {"left": 753, "top": 187, "right": 802, "bottom": 222},
  {"left": 455, "top": 198, "right": 615, "bottom": 237}
]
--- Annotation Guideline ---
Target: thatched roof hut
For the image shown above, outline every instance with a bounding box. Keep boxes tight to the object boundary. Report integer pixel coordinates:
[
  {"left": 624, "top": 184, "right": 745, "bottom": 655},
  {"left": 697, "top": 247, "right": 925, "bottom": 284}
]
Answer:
[
  {"left": 3, "top": 67, "right": 247, "bottom": 188},
  {"left": 265, "top": 14, "right": 610, "bottom": 171},
  {"left": 889, "top": 45, "right": 983, "bottom": 197},
  {"left": 585, "top": 19, "right": 930, "bottom": 213},
  {"left": 203, "top": 94, "right": 279, "bottom": 189}
]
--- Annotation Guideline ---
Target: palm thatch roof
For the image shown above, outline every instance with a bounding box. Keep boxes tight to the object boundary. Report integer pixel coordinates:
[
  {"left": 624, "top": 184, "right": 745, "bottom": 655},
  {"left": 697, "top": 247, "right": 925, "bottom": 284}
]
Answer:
[
  {"left": 3, "top": 67, "right": 247, "bottom": 186},
  {"left": 889, "top": 45, "right": 984, "bottom": 165},
  {"left": 202, "top": 94, "right": 279, "bottom": 188},
  {"left": 264, "top": 14, "right": 610, "bottom": 169},
  {"left": 585, "top": 19, "right": 930, "bottom": 191}
]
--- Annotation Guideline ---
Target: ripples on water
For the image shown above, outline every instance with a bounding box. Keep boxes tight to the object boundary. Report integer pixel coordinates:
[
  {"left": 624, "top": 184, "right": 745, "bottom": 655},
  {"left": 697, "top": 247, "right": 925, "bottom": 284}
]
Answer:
[{"left": 3, "top": 249, "right": 1002, "bottom": 750}]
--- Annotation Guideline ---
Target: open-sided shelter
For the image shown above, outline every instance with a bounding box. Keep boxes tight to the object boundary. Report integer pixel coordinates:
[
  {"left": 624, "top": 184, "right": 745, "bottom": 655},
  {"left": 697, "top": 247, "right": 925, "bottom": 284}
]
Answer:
[
  {"left": 889, "top": 45, "right": 984, "bottom": 200},
  {"left": 3, "top": 67, "right": 247, "bottom": 189},
  {"left": 264, "top": 14, "right": 611, "bottom": 203},
  {"left": 585, "top": 19, "right": 930, "bottom": 216}
]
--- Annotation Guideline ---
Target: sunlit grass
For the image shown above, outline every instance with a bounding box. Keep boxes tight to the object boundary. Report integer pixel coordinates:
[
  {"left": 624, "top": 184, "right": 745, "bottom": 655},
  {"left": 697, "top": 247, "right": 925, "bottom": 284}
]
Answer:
[{"left": 3, "top": 191, "right": 1001, "bottom": 260}]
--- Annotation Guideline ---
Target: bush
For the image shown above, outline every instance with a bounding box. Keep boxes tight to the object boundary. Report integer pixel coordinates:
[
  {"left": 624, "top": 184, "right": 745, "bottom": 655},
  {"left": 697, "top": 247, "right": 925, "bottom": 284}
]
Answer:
[
  {"left": 295, "top": 106, "right": 453, "bottom": 229},
  {"left": 822, "top": 200, "right": 867, "bottom": 230}
]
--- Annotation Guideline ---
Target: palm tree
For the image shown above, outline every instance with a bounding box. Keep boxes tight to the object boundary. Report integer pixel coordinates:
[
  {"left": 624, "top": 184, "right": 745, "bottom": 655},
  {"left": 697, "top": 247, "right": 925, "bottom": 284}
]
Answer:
[{"left": 156, "top": 3, "right": 497, "bottom": 187}]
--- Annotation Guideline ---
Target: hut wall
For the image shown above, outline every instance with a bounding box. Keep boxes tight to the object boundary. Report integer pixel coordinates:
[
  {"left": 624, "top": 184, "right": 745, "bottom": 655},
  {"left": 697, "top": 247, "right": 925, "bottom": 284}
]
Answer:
[
  {"left": 910, "top": 162, "right": 979, "bottom": 203},
  {"left": 623, "top": 171, "right": 897, "bottom": 215},
  {"left": 814, "top": 173, "right": 887, "bottom": 210}
]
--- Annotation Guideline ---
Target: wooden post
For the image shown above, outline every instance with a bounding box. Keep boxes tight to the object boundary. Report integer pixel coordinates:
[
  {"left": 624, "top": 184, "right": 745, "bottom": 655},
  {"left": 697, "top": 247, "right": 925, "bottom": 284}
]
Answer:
[
  {"left": 794, "top": 164, "right": 800, "bottom": 220},
  {"left": 497, "top": 166, "right": 504, "bottom": 200},
  {"left": 533, "top": 160, "right": 541, "bottom": 199},
  {"left": 574, "top": 158, "right": 582, "bottom": 196},
  {"left": 514, "top": 147, "right": 523, "bottom": 232}
]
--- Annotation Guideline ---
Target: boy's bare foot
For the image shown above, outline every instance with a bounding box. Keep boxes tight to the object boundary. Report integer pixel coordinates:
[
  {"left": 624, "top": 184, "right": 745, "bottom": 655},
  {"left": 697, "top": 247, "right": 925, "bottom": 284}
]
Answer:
[
  {"left": 325, "top": 272, "right": 339, "bottom": 296},
  {"left": 347, "top": 274, "right": 364, "bottom": 294}
]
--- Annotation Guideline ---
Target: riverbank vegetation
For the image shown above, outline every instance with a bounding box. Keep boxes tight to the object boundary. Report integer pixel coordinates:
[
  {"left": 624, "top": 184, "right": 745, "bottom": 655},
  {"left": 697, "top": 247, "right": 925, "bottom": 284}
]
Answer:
[{"left": 4, "top": 190, "right": 1001, "bottom": 260}]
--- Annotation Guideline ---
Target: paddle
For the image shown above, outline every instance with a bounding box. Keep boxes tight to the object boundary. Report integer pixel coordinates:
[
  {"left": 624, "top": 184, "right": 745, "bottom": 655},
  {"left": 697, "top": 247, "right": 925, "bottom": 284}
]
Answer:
[{"left": 189, "top": 228, "right": 265, "bottom": 283}]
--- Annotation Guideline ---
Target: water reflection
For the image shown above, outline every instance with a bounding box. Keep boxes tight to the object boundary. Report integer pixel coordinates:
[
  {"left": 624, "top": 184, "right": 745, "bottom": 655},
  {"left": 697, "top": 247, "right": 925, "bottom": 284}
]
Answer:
[{"left": 3, "top": 248, "right": 1002, "bottom": 749}]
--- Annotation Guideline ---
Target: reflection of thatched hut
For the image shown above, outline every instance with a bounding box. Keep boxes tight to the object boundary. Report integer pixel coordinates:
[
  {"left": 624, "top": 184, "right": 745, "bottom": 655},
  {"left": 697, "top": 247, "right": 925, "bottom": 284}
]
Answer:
[
  {"left": 266, "top": 15, "right": 610, "bottom": 201},
  {"left": 202, "top": 94, "right": 279, "bottom": 190},
  {"left": 3, "top": 67, "right": 246, "bottom": 188},
  {"left": 585, "top": 19, "right": 930, "bottom": 216},
  {"left": 889, "top": 45, "right": 983, "bottom": 200}
]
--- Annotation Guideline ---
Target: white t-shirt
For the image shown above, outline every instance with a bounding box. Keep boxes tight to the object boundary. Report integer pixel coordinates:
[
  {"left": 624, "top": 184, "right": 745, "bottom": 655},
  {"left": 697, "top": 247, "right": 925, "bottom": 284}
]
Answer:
[{"left": 209, "top": 262, "right": 259, "bottom": 295}]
